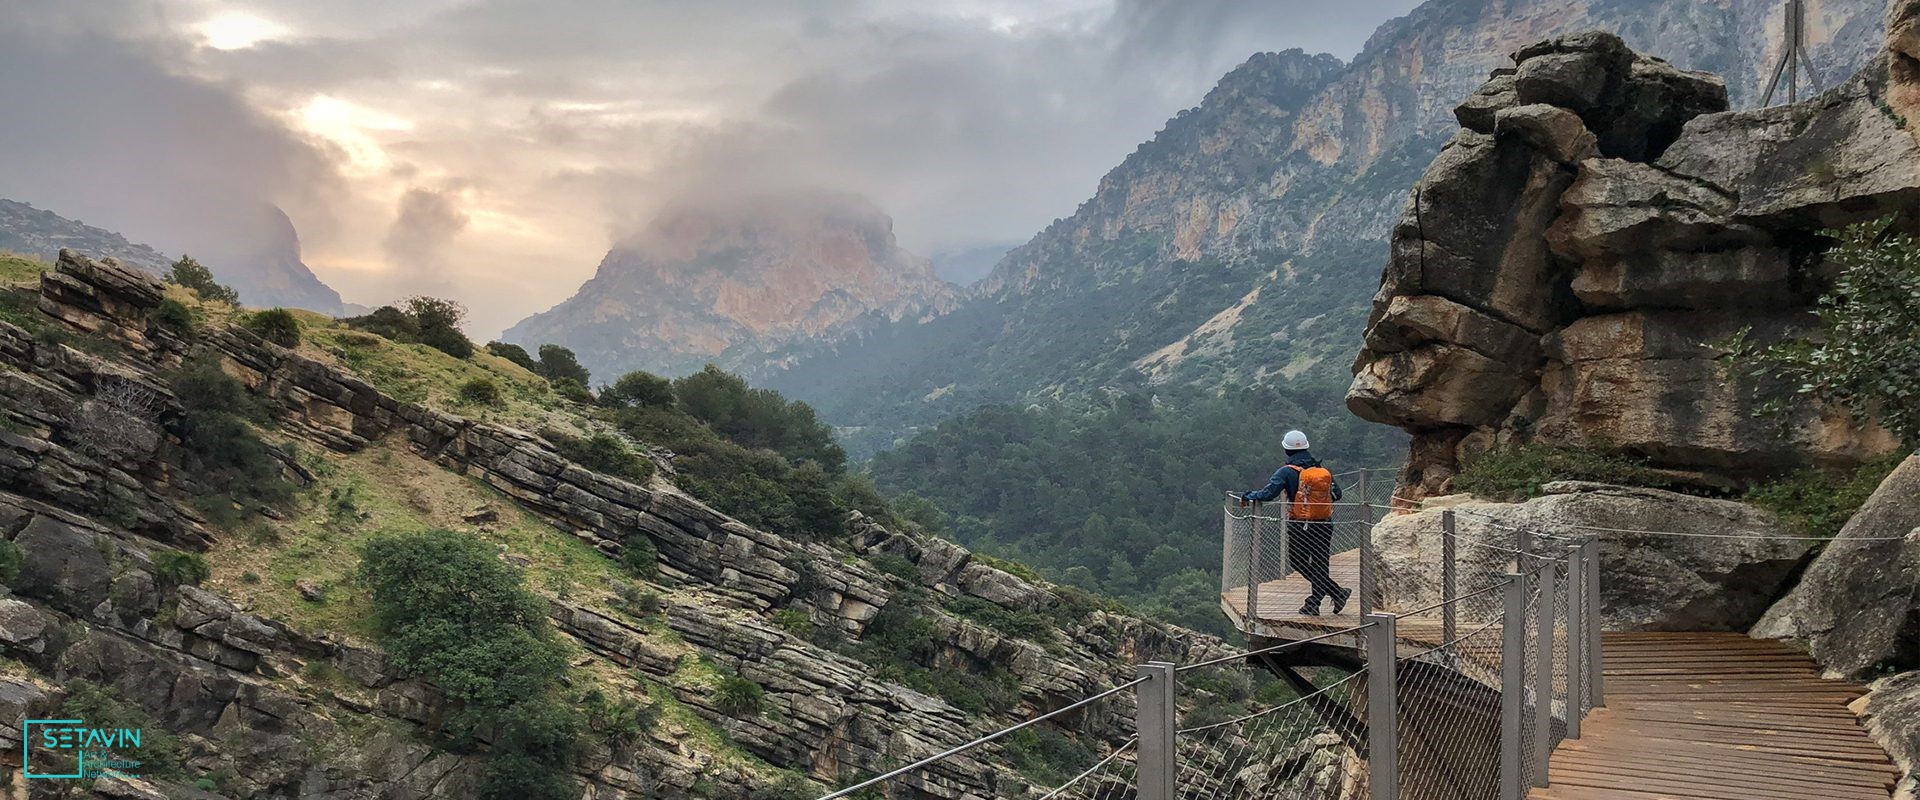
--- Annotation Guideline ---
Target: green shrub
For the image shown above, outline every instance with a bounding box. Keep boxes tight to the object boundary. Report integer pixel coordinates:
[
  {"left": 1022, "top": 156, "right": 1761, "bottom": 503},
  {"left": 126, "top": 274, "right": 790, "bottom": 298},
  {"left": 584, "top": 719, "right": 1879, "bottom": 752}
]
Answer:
[
  {"left": 1729, "top": 218, "right": 1920, "bottom": 447},
  {"left": 458, "top": 377, "right": 502, "bottom": 406},
  {"left": 485, "top": 341, "right": 540, "bottom": 372},
  {"left": 713, "top": 675, "right": 765, "bottom": 717},
  {"left": 167, "top": 356, "right": 294, "bottom": 519},
  {"left": 0, "top": 540, "right": 21, "bottom": 584},
  {"left": 550, "top": 378, "right": 594, "bottom": 404},
  {"left": 244, "top": 308, "right": 303, "bottom": 348},
  {"left": 614, "top": 583, "right": 664, "bottom": 618},
  {"left": 601, "top": 370, "right": 675, "bottom": 408},
  {"left": 771, "top": 608, "right": 813, "bottom": 638},
  {"left": 542, "top": 429, "right": 654, "bottom": 483},
  {"left": 153, "top": 298, "right": 195, "bottom": 337},
  {"left": 152, "top": 550, "right": 210, "bottom": 587},
  {"left": 1005, "top": 727, "right": 1095, "bottom": 785},
  {"left": 60, "top": 681, "right": 182, "bottom": 778},
  {"left": 866, "top": 553, "right": 919, "bottom": 583},
  {"left": 164, "top": 255, "right": 237, "bottom": 305},
  {"left": 619, "top": 537, "right": 659, "bottom": 580},
  {"left": 1746, "top": 456, "right": 1904, "bottom": 537},
  {"left": 360, "top": 530, "right": 579, "bottom": 799},
  {"left": 1455, "top": 444, "right": 1673, "bottom": 501},
  {"left": 578, "top": 688, "right": 655, "bottom": 749},
  {"left": 946, "top": 596, "right": 1054, "bottom": 642},
  {"left": 345, "top": 306, "right": 419, "bottom": 341},
  {"left": 360, "top": 530, "right": 567, "bottom": 708}
]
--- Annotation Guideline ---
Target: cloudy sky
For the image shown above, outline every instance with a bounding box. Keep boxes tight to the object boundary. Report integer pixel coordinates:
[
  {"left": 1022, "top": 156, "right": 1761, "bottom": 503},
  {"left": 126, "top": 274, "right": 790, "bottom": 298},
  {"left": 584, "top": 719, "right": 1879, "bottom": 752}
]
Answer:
[{"left": 0, "top": 0, "right": 1420, "bottom": 335}]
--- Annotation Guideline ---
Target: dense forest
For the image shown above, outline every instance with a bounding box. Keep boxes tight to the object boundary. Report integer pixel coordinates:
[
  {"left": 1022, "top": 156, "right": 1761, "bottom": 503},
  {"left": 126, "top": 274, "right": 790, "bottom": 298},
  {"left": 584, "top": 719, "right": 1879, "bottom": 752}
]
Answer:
[{"left": 868, "top": 383, "right": 1405, "bottom": 634}]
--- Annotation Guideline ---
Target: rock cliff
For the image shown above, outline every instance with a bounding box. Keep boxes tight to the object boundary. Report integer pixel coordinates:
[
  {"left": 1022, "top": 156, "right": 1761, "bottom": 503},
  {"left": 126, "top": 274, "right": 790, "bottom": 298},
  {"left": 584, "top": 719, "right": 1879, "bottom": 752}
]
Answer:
[
  {"left": 1349, "top": 25, "right": 1914, "bottom": 496},
  {"left": 0, "top": 251, "right": 1222, "bottom": 799},
  {"left": 507, "top": 193, "right": 955, "bottom": 380}
]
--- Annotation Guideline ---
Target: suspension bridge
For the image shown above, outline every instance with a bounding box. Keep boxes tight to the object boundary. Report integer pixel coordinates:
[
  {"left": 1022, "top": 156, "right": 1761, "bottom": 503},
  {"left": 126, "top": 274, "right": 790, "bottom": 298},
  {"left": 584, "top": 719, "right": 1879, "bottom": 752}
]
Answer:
[{"left": 816, "top": 469, "right": 1898, "bottom": 800}]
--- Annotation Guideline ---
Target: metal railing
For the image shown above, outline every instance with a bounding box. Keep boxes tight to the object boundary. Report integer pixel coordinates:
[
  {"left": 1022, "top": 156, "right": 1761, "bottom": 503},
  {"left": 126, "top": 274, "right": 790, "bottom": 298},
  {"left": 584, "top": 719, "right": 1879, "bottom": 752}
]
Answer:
[{"left": 818, "top": 468, "right": 1607, "bottom": 800}]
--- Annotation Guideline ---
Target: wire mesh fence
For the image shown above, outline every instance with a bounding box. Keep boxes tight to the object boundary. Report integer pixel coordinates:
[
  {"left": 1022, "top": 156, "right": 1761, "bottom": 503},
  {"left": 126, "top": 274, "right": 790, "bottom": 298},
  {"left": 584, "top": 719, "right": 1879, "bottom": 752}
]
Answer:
[
  {"left": 832, "top": 471, "right": 1611, "bottom": 800},
  {"left": 1175, "top": 668, "right": 1369, "bottom": 800}
]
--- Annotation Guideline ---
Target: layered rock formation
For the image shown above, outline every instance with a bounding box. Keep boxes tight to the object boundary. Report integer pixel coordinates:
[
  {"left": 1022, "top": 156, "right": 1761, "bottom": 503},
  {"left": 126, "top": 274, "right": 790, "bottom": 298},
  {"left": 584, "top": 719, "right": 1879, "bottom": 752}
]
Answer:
[
  {"left": 1349, "top": 28, "right": 1912, "bottom": 496},
  {"left": 1374, "top": 482, "right": 1814, "bottom": 631},
  {"left": 507, "top": 193, "right": 955, "bottom": 380},
  {"left": 0, "top": 251, "right": 1224, "bottom": 799}
]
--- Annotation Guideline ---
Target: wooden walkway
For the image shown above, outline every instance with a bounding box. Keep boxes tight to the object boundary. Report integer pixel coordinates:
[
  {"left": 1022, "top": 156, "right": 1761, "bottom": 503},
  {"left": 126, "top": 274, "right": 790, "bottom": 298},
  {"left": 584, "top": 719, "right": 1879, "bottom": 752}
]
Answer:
[
  {"left": 1532, "top": 632, "right": 1896, "bottom": 800},
  {"left": 1225, "top": 567, "right": 1898, "bottom": 799}
]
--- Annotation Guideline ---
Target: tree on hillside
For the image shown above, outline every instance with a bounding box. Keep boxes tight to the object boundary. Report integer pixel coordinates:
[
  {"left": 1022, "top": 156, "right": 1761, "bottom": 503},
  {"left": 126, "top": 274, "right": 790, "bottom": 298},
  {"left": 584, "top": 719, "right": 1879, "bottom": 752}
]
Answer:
[
  {"left": 1734, "top": 218, "right": 1920, "bottom": 448},
  {"left": 486, "top": 341, "right": 540, "bottom": 372},
  {"left": 164, "top": 255, "right": 238, "bottom": 305},
  {"left": 673, "top": 365, "right": 846, "bottom": 471},
  {"left": 601, "top": 370, "right": 675, "bottom": 408},
  {"left": 535, "top": 344, "right": 591, "bottom": 387},
  {"left": 405, "top": 296, "right": 474, "bottom": 359}
]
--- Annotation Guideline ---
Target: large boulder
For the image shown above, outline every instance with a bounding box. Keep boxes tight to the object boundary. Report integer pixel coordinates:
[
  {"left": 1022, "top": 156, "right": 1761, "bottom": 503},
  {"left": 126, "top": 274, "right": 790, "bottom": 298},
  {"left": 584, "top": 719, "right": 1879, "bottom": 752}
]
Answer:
[
  {"left": 1753, "top": 454, "right": 1920, "bottom": 678},
  {"left": 1859, "top": 670, "right": 1920, "bottom": 800},
  {"left": 1375, "top": 482, "right": 1813, "bottom": 631}
]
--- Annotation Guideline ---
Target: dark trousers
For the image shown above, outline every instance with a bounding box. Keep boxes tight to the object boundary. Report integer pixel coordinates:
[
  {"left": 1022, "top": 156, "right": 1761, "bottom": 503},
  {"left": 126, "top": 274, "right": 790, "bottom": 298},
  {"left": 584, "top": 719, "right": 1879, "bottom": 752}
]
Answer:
[{"left": 1289, "top": 520, "right": 1345, "bottom": 603}]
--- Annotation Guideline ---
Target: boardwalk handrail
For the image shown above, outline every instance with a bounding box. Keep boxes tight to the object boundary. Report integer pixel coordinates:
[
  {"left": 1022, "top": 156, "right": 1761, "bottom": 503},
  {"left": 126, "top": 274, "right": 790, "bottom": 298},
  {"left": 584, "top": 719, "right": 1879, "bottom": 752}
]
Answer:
[
  {"left": 823, "top": 467, "right": 1609, "bottom": 800},
  {"left": 815, "top": 675, "right": 1151, "bottom": 799}
]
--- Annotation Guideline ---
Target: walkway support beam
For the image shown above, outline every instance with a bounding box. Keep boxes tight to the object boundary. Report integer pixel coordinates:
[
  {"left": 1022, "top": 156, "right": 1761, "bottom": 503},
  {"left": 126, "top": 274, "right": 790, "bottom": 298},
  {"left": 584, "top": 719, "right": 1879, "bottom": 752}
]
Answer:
[
  {"left": 1135, "top": 662, "right": 1177, "bottom": 800},
  {"left": 1365, "top": 613, "right": 1399, "bottom": 800},
  {"left": 1499, "top": 571, "right": 1527, "bottom": 800}
]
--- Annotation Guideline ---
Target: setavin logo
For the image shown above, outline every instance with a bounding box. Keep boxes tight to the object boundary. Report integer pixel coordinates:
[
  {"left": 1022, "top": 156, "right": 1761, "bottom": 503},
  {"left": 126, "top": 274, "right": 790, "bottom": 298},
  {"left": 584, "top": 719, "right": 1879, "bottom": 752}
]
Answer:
[{"left": 21, "top": 719, "right": 145, "bottom": 780}]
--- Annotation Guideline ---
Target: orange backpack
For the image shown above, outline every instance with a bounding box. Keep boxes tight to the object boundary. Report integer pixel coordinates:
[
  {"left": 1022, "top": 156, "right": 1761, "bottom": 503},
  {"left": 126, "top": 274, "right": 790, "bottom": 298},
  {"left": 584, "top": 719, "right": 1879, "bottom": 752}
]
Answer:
[{"left": 1286, "top": 464, "right": 1335, "bottom": 521}]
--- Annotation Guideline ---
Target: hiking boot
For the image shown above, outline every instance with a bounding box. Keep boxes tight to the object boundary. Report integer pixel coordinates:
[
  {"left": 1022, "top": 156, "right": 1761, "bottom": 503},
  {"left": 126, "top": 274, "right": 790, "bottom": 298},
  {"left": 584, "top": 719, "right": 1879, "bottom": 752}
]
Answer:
[
  {"left": 1298, "top": 599, "right": 1322, "bottom": 616},
  {"left": 1332, "top": 587, "right": 1352, "bottom": 614}
]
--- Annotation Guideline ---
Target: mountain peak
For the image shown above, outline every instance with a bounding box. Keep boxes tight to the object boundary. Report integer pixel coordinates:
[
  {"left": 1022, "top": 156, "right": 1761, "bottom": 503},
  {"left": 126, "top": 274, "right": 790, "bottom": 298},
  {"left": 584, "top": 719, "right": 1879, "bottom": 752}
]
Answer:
[{"left": 506, "top": 192, "right": 954, "bottom": 379}]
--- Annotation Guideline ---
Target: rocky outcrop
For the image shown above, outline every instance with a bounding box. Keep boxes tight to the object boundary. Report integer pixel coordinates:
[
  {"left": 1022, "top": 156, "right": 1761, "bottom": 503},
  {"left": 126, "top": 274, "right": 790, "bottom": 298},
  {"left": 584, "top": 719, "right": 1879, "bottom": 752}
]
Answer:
[
  {"left": 0, "top": 247, "right": 1225, "bottom": 799},
  {"left": 1754, "top": 454, "right": 1920, "bottom": 678},
  {"left": 506, "top": 192, "right": 956, "bottom": 380},
  {"left": 1350, "top": 29, "right": 1912, "bottom": 497},
  {"left": 1375, "top": 482, "right": 1813, "bottom": 631},
  {"left": 1860, "top": 670, "right": 1920, "bottom": 800}
]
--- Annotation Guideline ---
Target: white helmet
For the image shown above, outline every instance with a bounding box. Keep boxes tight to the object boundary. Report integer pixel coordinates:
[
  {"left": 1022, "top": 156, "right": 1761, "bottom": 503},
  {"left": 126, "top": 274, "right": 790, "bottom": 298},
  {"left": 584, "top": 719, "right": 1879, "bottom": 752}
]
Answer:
[{"left": 1282, "top": 430, "right": 1310, "bottom": 450}]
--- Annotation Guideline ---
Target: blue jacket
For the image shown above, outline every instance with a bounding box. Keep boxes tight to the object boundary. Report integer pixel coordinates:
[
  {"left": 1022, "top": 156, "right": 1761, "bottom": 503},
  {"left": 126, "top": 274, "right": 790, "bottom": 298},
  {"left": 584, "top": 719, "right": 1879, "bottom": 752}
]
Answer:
[{"left": 1243, "top": 451, "right": 1342, "bottom": 503}]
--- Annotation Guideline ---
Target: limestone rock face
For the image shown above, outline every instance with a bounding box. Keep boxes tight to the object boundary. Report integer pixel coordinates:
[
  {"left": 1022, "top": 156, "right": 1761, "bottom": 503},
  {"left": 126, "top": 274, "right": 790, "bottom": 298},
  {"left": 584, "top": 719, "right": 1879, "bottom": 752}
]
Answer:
[
  {"left": 1754, "top": 454, "right": 1920, "bottom": 679},
  {"left": 1374, "top": 482, "right": 1812, "bottom": 631},
  {"left": 1350, "top": 30, "right": 1912, "bottom": 497}
]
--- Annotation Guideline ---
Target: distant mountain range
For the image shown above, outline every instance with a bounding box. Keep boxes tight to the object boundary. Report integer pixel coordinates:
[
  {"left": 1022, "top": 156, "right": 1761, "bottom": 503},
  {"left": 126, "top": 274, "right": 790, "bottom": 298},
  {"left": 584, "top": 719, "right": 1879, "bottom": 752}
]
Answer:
[
  {"left": 748, "top": 0, "right": 1891, "bottom": 452},
  {"left": 504, "top": 192, "right": 956, "bottom": 381},
  {"left": 0, "top": 198, "right": 348, "bottom": 314}
]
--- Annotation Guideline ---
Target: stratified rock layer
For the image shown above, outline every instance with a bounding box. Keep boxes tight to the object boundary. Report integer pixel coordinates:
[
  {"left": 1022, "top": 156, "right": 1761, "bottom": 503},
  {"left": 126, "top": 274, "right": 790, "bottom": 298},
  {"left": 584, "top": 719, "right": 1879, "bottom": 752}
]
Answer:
[
  {"left": 1373, "top": 482, "right": 1813, "bottom": 632},
  {"left": 1350, "top": 30, "right": 1911, "bottom": 496}
]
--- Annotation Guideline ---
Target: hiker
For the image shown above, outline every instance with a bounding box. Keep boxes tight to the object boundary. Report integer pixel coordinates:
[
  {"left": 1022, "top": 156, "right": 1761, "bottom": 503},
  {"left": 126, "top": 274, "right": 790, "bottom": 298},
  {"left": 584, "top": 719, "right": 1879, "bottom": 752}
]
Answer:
[{"left": 1238, "top": 430, "right": 1349, "bottom": 616}]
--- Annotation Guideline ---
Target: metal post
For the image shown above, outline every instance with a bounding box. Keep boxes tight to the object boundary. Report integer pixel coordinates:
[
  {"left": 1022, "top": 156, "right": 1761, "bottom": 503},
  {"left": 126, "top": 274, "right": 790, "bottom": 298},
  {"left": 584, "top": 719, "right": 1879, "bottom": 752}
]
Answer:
[
  {"left": 1586, "top": 540, "right": 1605, "bottom": 708},
  {"left": 1566, "top": 545, "right": 1585, "bottom": 738},
  {"left": 1532, "top": 561, "right": 1555, "bottom": 787},
  {"left": 1364, "top": 613, "right": 1399, "bottom": 800},
  {"left": 1135, "top": 662, "right": 1177, "bottom": 800},
  {"left": 1514, "top": 527, "right": 1532, "bottom": 572},
  {"left": 1442, "top": 510, "right": 1458, "bottom": 646},
  {"left": 1277, "top": 496, "right": 1291, "bottom": 610},
  {"left": 1358, "top": 469, "right": 1373, "bottom": 617},
  {"left": 1243, "top": 504, "right": 1259, "bottom": 623},
  {"left": 1499, "top": 571, "right": 1527, "bottom": 800}
]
